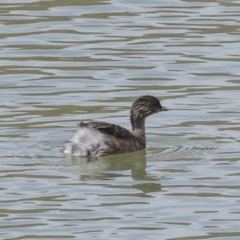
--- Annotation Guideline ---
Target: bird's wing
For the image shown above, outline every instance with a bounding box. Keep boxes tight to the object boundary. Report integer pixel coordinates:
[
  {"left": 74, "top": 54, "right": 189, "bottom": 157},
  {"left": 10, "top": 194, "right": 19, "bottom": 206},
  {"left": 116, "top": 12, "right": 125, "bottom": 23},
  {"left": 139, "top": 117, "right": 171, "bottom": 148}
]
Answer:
[{"left": 79, "top": 121, "right": 134, "bottom": 138}]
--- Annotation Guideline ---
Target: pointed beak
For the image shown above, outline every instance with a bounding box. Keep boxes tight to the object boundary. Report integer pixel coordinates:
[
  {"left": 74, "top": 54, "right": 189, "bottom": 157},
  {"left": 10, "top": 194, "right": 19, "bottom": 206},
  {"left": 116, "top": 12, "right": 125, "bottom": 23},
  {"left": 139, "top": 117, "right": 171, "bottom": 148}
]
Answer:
[{"left": 160, "top": 106, "right": 168, "bottom": 111}]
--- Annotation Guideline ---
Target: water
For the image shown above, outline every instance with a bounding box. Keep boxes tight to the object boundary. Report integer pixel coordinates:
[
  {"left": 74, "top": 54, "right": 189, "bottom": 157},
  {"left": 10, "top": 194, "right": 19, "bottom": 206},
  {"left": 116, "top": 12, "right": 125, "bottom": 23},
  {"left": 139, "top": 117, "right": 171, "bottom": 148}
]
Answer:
[{"left": 1, "top": 0, "right": 240, "bottom": 239}]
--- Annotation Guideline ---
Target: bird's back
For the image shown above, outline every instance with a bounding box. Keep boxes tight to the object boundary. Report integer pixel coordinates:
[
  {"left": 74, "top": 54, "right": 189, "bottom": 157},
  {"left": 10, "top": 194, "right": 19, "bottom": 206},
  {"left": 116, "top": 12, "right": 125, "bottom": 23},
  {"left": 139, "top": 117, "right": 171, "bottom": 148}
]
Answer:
[{"left": 63, "top": 122, "right": 144, "bottom": 156}]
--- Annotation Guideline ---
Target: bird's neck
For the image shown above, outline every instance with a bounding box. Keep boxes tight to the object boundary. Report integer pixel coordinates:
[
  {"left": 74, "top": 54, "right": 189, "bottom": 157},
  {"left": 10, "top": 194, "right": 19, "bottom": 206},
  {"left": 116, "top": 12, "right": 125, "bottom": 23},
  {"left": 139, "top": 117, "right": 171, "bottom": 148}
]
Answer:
[{"left": 131, "top": 114, "right": 146, "bottom": 146}]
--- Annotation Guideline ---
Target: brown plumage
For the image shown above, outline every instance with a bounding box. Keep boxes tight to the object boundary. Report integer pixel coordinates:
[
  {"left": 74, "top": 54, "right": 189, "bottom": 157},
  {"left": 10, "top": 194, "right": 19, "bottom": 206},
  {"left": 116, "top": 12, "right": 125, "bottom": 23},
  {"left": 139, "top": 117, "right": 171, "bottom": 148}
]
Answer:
[{"left": 63, "top": 95, "right": 168, "bottom": 156}]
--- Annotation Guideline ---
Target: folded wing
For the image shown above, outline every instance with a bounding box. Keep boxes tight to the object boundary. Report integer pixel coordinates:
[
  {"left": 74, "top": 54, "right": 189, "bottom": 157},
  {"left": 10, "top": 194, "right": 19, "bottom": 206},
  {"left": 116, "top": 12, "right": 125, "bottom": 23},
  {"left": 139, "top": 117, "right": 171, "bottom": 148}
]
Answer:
[{"left": 79, "top": 121, "right": 134, "bottom": 139}]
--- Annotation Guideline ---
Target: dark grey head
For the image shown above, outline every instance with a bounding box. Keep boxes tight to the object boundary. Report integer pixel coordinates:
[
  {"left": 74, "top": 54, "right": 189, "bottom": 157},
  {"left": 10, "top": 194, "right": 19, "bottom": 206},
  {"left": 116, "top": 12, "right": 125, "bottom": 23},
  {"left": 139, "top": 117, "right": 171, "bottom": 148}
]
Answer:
[
  {"left": 131, "top": 95, "right": 167, "bottom": 117},
  {"left": 130, "top": 95, "right": 168, "bottom": 130}
]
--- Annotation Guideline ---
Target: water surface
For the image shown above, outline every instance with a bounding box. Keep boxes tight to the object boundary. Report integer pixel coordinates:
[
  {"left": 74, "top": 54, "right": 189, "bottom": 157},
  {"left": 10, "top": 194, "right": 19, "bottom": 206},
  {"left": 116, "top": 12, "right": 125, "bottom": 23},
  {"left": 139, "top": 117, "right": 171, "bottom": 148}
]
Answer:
[{"left": 1, "top": 0, "right": 240, "bottom": 239}]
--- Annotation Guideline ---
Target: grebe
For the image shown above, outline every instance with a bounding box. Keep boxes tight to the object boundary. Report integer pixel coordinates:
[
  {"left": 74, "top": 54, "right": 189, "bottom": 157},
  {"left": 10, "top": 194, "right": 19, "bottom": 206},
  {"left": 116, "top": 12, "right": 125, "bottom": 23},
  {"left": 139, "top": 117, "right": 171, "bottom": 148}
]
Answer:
[{"left": 63, "top": 95, "right": 168, "bottom": 156}]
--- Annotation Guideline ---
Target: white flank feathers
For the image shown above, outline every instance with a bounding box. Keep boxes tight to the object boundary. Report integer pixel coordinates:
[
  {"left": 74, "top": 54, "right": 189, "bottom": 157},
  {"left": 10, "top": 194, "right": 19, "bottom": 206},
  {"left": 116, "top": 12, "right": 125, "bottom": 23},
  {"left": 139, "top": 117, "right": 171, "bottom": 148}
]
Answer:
[{"left": 63, "top": 127, "right": 107, "bottom": 156}]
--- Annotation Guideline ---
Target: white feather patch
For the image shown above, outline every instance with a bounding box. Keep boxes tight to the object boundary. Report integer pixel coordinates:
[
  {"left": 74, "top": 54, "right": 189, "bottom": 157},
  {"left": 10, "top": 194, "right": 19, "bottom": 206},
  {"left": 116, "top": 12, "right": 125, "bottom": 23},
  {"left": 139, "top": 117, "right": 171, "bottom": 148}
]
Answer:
[{"left": 63, "top": 127, "right": 107, "bottom": 156}]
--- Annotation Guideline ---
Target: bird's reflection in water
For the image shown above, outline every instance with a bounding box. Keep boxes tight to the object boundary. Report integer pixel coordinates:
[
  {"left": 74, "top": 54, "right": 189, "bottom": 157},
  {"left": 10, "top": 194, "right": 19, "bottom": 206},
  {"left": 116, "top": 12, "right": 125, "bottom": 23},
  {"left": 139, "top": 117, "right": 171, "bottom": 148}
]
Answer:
[{"left": 64, "top": 150, "right": 159, "bottom": 182}]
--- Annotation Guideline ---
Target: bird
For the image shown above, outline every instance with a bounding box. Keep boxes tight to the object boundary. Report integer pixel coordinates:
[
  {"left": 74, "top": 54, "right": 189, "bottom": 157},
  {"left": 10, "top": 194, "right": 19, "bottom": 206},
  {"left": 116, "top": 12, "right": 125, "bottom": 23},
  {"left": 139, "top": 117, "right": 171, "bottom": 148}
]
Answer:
[{"left": 63, "top": 95, "right": 168, "bottom": 156}]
